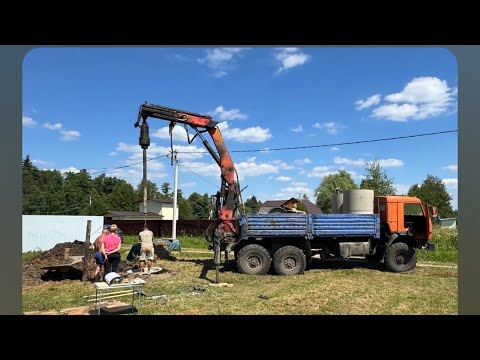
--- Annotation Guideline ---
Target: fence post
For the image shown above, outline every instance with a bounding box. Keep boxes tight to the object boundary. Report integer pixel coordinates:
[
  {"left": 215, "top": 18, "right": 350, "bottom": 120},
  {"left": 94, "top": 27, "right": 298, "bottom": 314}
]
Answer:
[{"left": 82, "top": 220, "right": 91, "bottom": 282}]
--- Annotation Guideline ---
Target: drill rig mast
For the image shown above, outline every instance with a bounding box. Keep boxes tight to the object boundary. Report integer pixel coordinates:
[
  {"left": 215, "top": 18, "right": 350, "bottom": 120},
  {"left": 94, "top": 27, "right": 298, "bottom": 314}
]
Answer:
[{"left": 134, "top": 102, "right": 241, "bottom": 282}]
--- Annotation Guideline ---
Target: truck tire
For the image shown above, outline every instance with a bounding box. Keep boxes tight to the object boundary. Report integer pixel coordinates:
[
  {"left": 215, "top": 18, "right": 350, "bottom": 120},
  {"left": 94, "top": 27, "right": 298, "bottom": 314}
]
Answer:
[
  {"left": 236, "top": 244, "right": 271, "bottom": 275},
  {"left": 273, "top": 246, "right": 306, "bottom": 276},
  {"left": 385, "top": 242, "right": 417, "bottom": 272}
]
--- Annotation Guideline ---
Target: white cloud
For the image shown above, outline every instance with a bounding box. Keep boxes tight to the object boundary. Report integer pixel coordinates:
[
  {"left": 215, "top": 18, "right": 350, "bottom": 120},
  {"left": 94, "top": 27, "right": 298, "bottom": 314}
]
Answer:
[
  {"left": 371, "top": 103, "right": 418, "bottom": 122},
  {"left": 152, "top": 125, "right": 190, "bottom": 143},
  {"left": 109, "top": 152, "right": 117, "bottom": 156},
  {"left": 294, "top": 158, "right": 312, "bottom": 165},
  {"left": 346, "top": 170, "right": 365, "bottom": 180},
  {"left": 442, "top": 164, "right": 458, "bottom": 172},
  {"left": 377, "top": 159, "right": 404, "bottom": 167},
  {"left": 307, "top": 165, "right": 335, "bottom": 178},
  {"left": 172, "top": 53, "right": 190, "bottom": 62},
  {"left": 371, "top": 77, "right": 456, "bottom": 121},
  {"left": 213, "top": 71, "right": 227, "bottom": 78},
  {"left": 394, "top": 184, "right": 411, "bottom": 195},
  {"left": 313, "top": 122, "right": 344, "bottom": 134},
  {"left": 334, "top": 157, "right": 404, "bottom": 167},
  {"left": 180, "top": 161, "right": 219, "bottom": 177},
  {"left": 355, "top": 94, "right": 381, "bottom": 110},
  {"left": 274, "top": 48, "right": 310, "bottom": 74},
  {"left": 270, "top": 160, "right": 295, "bottom": 170},
  {"left": 442, "top": 178, "right": 458, "bottom": 189},
  {"left": 276, "top": 176, "right": 292, "bottom": 181},
  {"left": 334, "top": 157, "right": 366, "bottom": 166},
  {"left": 60, "top": 130, "right": 80, "bottom": 142},
  {"left": 217, "top": 121, "right": 272, "bottom": 143},
  {"left": 32, "top": 159, "right": 48, "bottom": 165},
  {"left": 22, "top": 116, "right": 37, "bottom": 128},
  {"left": 182, "top": 158, "right": 291, "bottom": 181},
  {"left": 106, "top": 158, "right": 168, "bottom": 188},
  {"left": 291, "top": 125, "right": 303, "bottom": 133},
  {"left": 42, "top": 121, "right": 81, "bottom": 141},
  {"left": 212, "top": 106, "right": 247, "bottom": 121},
  {"left": 181, "top": 158, "right": 290, "bottom": 182},
  {"left": 59, "top": 166, "right": 80, "bottom": 174},
  {"left": 43, "top": 122, "right": 63, "bottom": 130},
  {"left": 179, "top": 181, "right": 196, "bottom": 188},
  {"left": 236, "top": 161, "right": 280, "bottom": 180},
  {"left": 116, "top": 142, "right": 205, "bottom": 161},
  {"left": 331, "top": 147, "right": 339, "bottom": 151},
  {"left": 197, "top": 48, "right": 249, "bottom": 77},
  {"left": 273, "top": 181, "right": 314, "bottom": 200}
]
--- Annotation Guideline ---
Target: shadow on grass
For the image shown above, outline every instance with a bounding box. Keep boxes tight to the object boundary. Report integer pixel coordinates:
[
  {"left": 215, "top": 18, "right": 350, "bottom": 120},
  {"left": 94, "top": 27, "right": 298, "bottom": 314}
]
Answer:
[
  {"left": 176, "top": 258, "right": 237, "bottom": 283},
  {"left": 308, "top": 257, "right": 386, "bottom": 272},
  {"left": 177, "top": 256, "right": 389, "bottom": 279}
]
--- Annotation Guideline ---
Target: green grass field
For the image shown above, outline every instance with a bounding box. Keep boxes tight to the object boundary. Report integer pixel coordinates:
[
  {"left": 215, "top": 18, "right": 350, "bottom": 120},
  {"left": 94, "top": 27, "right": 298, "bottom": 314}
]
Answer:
[
  {"left": 22, "top": 253, "right": 457, "bottom": 315},
  {"left": 23, "top": 229, "right": 458, "bottom": 315}
]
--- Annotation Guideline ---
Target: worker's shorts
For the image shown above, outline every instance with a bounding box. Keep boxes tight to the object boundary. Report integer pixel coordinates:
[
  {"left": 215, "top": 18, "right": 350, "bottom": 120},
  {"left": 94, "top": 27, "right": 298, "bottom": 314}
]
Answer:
[
  {"left": 94, "top": 251, "right": 105, "bottom": 265},
  {"left": 140, "top": 245, "right": 154, "bottom": 261}
]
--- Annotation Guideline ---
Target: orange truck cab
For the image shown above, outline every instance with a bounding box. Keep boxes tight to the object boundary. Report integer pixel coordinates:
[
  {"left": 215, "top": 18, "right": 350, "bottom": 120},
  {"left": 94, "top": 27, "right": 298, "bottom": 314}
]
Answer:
[{"left": 375, "top": 196, "right": 433, "bottom": 242}]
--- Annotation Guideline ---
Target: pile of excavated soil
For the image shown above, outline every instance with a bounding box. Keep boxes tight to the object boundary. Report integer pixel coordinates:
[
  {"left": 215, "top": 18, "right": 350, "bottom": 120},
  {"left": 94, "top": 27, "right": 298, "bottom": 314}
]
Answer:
[{"left": 22, "top": 241, "right": 132, "bottom": 289}]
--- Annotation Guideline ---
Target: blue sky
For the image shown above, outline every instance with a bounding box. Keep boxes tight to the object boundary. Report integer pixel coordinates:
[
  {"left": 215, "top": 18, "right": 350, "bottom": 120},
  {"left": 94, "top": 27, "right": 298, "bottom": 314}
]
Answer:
[{"left": 22, "top": 47, "right": 458, "bottom": 209}]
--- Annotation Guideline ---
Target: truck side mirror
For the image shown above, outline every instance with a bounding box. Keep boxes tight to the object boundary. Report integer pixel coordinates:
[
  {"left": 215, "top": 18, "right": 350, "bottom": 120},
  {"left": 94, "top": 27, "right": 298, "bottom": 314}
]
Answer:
[{"left": 431, "top": 206, "right": 438, "bottom": 218}]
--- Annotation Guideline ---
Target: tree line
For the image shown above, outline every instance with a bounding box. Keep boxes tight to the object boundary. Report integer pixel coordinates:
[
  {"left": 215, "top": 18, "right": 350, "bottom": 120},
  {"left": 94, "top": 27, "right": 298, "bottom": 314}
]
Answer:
[
  {"left": 314, "top": 160, "right": 456, "bottom": 218},
  {"left": 23, "top": 156, "right": 456, "bottom": 219},
  {"left": 23, "top": 155, "right": 213, "bottom": 219}
]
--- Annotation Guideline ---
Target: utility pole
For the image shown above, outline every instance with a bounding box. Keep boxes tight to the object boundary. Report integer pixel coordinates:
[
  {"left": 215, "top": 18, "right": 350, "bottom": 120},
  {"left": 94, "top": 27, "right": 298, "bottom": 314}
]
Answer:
[{"left": 172, "top": 151, "right": 178, "bottom": 239}]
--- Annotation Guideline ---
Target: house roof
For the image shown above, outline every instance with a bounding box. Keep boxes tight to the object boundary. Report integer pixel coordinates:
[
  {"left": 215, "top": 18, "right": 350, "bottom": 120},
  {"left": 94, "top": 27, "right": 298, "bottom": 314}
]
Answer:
[
  {"left": 258, "top": 198, "right": 322, "bottom": 214},
  {"left": 301, "top": 199, "right": 323, "bottom": 214}
]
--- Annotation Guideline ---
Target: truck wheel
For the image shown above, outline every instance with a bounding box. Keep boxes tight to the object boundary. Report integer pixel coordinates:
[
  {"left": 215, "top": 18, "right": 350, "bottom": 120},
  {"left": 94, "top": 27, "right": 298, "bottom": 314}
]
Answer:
[
  {"left": 273, "top": 246, "right": 306, "bottom": 276},
  {"left": 385, "top": 242, "right": 416, "bottom": 272},
  {"left": 236, "top": 244, "right": 271, "bottom": 275}
]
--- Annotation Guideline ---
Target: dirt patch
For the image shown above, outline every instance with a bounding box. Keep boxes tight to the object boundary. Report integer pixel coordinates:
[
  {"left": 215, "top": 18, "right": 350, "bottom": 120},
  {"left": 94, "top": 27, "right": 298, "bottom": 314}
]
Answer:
[{"left": 22, "top": 240, "right": 133, "bottom": 289}]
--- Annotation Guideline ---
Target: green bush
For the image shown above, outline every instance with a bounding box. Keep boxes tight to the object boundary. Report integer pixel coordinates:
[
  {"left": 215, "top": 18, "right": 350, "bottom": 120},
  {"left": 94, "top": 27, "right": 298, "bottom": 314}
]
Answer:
[
  {"left": 431, "top": 227, "right": 458, "bottom": 251},
  {"left": 22, "top": 250, "right": 42, "bottom": 261},
  {"left": 417, "top": 226, "right": 458, "bottom": 263}
]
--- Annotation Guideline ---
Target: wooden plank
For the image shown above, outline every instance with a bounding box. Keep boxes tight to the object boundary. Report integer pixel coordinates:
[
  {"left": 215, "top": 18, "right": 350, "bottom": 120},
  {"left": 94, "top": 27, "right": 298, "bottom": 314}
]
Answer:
[
  {"left": 82, "top": 220, "right": 91, "bottom": 282},
  {"left": 24, "top": 310, "right": 61, "bottom": 315}
]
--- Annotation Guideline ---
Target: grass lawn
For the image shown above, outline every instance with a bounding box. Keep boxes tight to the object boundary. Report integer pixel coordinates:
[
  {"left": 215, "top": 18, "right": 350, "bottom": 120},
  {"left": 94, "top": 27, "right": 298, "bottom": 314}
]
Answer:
[
  {"left": 23, "top": 229, "right": 458, "bottom": 315},
  {"left": 23, "top": 253, "right": 457, "bottom": 315}
]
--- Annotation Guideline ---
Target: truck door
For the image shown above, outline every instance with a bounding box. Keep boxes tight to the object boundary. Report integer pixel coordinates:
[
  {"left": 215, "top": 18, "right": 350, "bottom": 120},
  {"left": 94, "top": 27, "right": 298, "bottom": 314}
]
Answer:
[
  {"left": 387, "top": 202, "right": 398, "bottom": 232},
  {"left": 403, "top": 203, "right": 428, "bottom": 240}
]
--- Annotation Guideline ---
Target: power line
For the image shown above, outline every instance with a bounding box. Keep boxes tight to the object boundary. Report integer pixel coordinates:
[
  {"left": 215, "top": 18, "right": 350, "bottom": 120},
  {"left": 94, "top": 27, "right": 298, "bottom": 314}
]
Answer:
[
  {"left": 180, "top": 162, "right": 219, "bottom": 189},
  {"left": 176, "top": 129, "right": 458, "bottom": 154},
  {"left": 89, "top": 154, "right": 170, "bottom": 176},
  {"left": 86, "top": 129, "right": 457, "bottom": 176}
]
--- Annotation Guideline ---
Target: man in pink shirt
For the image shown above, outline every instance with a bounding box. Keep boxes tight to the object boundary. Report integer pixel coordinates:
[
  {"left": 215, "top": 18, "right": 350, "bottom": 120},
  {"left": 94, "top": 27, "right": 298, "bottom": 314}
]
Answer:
[{"left": 103, "top": 224, "right": 122, "bottom": 276}]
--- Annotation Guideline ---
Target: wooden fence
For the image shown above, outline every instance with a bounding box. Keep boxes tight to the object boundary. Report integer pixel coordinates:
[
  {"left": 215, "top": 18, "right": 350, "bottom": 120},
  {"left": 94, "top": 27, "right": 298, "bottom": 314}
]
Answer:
[{"left": 104, "top": 220, "right": 215, "bottom": 238}]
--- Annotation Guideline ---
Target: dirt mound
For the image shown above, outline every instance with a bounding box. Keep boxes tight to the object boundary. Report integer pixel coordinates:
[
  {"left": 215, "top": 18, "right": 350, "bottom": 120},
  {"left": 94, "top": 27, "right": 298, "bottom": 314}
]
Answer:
[{"left": 22, "top": 241, "right": 132, "bottom": 289}]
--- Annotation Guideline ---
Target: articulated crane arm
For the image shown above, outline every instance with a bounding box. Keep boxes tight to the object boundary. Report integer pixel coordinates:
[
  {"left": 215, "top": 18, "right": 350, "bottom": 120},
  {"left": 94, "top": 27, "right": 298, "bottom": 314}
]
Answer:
[{"left": 134, "top": 102, "right": 241, "bottom": 282}]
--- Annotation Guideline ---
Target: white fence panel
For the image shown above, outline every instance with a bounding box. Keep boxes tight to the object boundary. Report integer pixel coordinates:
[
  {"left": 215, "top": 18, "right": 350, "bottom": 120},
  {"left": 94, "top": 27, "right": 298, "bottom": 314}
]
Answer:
[{"left": 22, "top": 215, "right": 104, "bottom": 252}]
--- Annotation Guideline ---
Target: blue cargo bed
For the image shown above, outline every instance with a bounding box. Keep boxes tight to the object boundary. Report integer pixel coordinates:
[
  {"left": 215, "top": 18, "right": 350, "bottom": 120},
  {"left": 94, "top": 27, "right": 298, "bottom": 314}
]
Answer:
[{"left": 240, "top": 213, "right": 380, "bottom": 240}]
